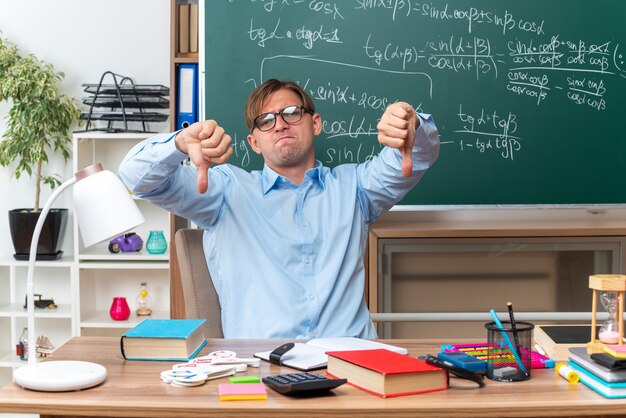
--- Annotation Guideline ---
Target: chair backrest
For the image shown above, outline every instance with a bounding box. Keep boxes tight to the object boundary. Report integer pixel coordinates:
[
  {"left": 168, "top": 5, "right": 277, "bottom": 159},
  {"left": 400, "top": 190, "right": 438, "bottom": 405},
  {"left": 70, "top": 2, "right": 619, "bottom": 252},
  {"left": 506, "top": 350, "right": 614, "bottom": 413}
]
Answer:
[{"left": 174, "top": 228, "right": 224, "bottom": 337}]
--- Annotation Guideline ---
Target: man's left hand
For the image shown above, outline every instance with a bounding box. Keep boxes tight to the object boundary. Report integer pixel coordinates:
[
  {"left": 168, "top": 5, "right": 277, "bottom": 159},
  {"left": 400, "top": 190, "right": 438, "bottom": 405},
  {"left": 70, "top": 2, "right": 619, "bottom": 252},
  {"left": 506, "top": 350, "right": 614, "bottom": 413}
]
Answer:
[{"left": 377, "top": 102, "right": 419, "bottom": 177}]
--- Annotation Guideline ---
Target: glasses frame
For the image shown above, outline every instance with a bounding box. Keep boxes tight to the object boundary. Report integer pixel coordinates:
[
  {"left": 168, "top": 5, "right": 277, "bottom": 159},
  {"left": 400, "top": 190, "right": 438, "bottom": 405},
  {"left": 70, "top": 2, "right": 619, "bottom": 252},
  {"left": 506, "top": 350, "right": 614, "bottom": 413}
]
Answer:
[{"left": 252, "top": 105, "right": 313, "bottom": 132}]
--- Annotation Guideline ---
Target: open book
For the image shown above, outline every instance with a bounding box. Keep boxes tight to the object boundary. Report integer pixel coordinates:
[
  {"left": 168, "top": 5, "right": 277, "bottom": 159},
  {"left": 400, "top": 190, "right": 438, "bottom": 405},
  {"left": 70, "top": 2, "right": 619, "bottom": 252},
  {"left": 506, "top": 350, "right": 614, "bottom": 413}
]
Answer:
[{"left": 253, "top": 337, "right": 408, "bottom": 371}]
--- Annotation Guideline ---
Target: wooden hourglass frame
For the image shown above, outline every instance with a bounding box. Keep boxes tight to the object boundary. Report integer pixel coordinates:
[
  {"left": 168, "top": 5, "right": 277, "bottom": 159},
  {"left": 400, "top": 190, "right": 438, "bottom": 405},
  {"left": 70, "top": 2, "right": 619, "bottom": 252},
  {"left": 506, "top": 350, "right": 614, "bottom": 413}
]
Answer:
[{"left": 588, "top": 274, "right": 626, "bottom": 354}]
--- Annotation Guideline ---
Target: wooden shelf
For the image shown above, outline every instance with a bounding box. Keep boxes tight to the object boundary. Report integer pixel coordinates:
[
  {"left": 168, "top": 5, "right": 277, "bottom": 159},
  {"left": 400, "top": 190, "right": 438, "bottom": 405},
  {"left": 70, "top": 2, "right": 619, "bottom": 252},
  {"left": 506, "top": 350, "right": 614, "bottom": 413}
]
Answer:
[
  {"left": 80, "top": 310, "right": 170, "bottom": 328},
  {"left": 0, "top": 303, "right": 72, "bottom": 319},
  {"left": 174, "top": 54, "right": 198, "bottom": 63}
]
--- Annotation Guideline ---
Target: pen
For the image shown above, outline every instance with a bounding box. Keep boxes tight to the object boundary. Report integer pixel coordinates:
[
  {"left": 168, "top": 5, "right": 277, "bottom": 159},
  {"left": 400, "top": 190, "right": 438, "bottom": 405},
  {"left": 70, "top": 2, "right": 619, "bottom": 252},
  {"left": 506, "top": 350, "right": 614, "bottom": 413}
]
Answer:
[
  {"left": 489, "top": 309, "right": 528, "bottom": 375},
  {"left": 507, "top": 302, "right": 522, "bottom": 360}
]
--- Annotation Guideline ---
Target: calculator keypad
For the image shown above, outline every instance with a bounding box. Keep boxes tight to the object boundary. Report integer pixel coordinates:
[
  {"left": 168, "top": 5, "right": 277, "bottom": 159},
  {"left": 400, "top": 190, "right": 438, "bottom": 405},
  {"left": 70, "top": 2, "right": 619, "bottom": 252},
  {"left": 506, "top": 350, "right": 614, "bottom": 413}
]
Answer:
[{"left": 262, "top": 372, "right": 347, "bottom": 396}]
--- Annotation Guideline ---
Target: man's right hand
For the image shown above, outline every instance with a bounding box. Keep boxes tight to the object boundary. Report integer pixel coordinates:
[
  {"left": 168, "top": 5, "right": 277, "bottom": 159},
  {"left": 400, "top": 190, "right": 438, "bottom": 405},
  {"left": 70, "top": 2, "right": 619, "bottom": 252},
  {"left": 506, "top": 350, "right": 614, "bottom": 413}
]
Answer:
[{"left": 175, "top": 120, "right": 233, "bottom": 194}]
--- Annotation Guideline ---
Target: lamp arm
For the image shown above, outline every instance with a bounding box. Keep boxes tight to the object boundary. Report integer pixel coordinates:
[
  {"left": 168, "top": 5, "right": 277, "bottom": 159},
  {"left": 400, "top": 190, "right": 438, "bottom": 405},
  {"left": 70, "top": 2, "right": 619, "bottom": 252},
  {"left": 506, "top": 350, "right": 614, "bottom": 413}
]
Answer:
[{"left": 26, "top": 176, "right": 77, "bottom": 367}]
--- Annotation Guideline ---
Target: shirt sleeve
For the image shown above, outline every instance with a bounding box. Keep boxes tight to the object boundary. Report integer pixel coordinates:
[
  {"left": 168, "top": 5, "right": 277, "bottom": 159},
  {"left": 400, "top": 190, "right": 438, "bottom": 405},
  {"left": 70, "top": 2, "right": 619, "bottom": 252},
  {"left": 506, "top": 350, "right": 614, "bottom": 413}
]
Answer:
[
  {"left": 355, "top": 112, "right": 440, "bottom": 223},
  {"left": 118, "top": 132, "right": 228, "bottom": 228}
]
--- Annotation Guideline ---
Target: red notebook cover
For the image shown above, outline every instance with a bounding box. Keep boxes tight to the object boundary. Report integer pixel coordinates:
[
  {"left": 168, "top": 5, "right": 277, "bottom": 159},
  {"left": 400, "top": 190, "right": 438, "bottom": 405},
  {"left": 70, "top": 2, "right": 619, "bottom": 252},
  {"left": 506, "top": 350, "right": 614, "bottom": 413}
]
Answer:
[{"left": 326, "top": 349, "right": 448, "bottom": 398}]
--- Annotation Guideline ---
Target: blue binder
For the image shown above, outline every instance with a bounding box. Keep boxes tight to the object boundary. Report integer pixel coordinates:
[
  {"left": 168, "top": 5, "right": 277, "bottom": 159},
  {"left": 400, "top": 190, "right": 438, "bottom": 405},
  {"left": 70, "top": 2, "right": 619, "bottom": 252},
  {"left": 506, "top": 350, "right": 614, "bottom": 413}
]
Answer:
[{"left": 176, "top": 63, "right": 198, "bottom": 129}]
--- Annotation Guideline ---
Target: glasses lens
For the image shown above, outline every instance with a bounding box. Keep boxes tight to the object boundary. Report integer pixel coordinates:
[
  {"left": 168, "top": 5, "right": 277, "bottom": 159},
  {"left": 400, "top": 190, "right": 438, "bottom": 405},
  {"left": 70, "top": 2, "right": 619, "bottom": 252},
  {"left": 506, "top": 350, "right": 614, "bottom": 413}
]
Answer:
[
  {"left": 255, "top": 113, "right": 276, "bottom": 131},
  {"left": 281, "top": 106, "right": 303, "bottom": 124}
]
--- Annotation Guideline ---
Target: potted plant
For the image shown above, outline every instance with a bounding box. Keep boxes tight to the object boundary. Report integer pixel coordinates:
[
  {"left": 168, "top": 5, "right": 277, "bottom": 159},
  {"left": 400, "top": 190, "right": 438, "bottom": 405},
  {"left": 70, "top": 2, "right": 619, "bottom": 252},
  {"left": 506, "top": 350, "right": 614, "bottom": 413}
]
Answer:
[{"left": 0, "top": 35, "right": 80, "bottom": 260}]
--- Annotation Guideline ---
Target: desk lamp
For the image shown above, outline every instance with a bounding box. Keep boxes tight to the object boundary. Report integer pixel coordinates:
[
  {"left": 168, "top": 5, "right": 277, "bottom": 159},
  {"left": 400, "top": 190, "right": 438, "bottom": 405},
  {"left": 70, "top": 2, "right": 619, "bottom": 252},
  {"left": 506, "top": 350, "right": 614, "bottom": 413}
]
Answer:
[{"left": 13, "top": 163, "right": 145, "bottom": 391}]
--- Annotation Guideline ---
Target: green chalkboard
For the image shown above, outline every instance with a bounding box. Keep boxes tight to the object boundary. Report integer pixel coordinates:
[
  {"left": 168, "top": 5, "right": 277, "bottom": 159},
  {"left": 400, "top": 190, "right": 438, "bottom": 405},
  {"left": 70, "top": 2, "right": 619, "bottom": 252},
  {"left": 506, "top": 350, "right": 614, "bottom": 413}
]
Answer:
[{"left": 203, "top": 0, "right": 626, "bottom": 206}]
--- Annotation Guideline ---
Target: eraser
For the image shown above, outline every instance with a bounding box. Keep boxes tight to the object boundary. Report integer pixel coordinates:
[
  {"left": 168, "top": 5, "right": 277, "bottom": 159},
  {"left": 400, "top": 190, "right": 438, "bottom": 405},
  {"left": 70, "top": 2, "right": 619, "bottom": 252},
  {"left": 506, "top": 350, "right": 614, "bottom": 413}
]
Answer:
[{"left": 493, "top": 366, "right": 518, "bottom": 378}]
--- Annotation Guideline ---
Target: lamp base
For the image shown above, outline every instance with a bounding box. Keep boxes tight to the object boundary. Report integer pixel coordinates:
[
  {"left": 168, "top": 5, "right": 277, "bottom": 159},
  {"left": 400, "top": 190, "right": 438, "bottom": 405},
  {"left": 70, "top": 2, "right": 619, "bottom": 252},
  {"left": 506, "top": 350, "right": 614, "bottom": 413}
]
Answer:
[{"left": 13, "top": 361, "right": 107, "bottom": 391}]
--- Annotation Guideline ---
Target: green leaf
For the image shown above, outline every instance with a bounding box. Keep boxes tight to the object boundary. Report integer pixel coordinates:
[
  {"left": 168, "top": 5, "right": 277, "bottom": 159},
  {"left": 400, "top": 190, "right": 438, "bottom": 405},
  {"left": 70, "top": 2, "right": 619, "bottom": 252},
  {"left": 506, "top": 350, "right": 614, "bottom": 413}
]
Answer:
[{"left": 0, "top": 35, "right": 79, "bottom": 210}]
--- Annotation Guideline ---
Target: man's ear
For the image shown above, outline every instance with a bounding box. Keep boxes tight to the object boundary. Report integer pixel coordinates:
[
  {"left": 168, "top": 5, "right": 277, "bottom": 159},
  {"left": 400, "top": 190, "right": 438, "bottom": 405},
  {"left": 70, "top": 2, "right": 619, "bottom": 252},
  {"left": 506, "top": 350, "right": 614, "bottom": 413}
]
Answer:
[
  {"left": 312, "top": 113, "right": 322, "bottom": 136},
  {"left": 247, "top": 134, "right": 262, "bottom": 155}
]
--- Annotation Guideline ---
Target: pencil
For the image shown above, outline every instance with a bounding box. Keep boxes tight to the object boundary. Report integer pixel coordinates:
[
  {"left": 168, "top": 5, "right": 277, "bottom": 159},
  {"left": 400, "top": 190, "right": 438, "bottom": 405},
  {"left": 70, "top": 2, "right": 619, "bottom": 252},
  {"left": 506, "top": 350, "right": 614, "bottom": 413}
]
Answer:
[{"left": 507, "top": 302, "right": 523, "bottom": 368}]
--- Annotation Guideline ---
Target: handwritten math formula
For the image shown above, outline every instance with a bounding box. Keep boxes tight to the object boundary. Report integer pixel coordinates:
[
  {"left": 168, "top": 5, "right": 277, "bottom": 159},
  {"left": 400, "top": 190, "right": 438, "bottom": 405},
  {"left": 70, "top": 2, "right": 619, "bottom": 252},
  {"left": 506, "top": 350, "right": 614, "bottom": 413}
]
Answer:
[{"left": 207, "top": 0, "right": 626, "bottom": 205}]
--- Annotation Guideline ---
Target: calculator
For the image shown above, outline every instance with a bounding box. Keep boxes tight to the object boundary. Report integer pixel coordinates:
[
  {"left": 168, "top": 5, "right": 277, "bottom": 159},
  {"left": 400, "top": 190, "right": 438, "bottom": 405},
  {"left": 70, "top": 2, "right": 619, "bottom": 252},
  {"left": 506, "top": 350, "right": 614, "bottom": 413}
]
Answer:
[{"left": 262, "top": 372, "right": 347, "bottom": 396}]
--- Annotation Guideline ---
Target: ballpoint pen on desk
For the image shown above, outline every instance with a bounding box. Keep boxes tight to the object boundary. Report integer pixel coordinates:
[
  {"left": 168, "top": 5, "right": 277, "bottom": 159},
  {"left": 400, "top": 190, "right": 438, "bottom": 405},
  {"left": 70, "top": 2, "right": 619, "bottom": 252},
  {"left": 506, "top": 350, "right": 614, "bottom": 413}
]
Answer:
[
  {"left": 489, "top": 308, "right": 528, "bottom": 375},
  {"left": 507, "top": 302, "right": 522, "bottom": 359}
]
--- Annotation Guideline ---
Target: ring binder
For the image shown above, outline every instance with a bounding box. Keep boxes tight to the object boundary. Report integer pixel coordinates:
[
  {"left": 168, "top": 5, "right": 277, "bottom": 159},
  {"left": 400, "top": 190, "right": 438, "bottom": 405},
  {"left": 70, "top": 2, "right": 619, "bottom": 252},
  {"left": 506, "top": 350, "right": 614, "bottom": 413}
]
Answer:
[{"left": 176, "top": 63, "right": 199, "bottom": 129}]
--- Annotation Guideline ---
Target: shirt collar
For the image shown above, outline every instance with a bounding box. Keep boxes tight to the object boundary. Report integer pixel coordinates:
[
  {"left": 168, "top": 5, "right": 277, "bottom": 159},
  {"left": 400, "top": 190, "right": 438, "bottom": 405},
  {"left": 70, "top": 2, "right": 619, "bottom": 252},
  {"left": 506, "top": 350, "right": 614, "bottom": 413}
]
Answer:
[{"left": 261, "top": 161, "right": 325, "bottom": 194}]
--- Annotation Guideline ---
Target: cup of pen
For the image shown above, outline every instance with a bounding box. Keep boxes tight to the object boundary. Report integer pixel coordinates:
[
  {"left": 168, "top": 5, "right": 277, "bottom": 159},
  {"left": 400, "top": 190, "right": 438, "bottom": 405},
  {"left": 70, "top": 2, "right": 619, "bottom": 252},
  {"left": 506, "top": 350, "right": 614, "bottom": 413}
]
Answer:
[{"left": 484, "top": 320, "right": 534, "bottom": 382}]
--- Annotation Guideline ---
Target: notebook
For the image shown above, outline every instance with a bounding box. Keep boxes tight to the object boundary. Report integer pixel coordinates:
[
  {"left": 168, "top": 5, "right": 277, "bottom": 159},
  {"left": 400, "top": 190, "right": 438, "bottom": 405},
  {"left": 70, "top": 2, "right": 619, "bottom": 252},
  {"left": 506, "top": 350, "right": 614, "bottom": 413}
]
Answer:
[
  {"left": 253, "top": 337, "right": 408, "bottom": 371},
  {"left": 569, "top": 347, "right": 626, "bottom": 383}
]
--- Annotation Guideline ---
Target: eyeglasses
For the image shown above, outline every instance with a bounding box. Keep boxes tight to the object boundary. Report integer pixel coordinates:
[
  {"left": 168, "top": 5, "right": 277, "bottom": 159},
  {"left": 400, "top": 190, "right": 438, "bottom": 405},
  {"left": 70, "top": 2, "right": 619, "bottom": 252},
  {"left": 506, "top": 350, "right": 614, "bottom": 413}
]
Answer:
[{"left": 252, "top": 105, "right": 312, "bottom": 132}]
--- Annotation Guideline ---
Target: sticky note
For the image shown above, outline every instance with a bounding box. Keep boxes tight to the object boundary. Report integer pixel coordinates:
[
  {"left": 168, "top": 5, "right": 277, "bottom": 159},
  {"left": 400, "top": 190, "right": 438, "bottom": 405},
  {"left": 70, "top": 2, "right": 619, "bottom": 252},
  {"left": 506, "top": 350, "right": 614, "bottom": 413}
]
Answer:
[
  {"left": 229, "top": 375, "right": 261, "bottom": 384},
  {"left": 218, "top": 383, "right": 267, "bottom": 401}
]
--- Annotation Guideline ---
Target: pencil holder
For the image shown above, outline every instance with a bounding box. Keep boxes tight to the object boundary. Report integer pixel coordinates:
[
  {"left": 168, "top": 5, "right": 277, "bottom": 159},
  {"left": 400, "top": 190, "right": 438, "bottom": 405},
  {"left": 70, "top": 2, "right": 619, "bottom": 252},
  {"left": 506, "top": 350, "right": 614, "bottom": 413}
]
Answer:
[{"left": 484, "top": 320, "right": 534, "bottom": 382}]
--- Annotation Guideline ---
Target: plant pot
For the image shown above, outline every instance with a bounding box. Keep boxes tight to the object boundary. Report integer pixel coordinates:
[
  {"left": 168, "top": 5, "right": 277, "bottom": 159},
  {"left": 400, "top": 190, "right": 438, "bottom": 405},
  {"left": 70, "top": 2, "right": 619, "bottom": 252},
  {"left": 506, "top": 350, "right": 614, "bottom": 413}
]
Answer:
[{"left": 9, "top": 208, "right": 68, "bottom": 260}]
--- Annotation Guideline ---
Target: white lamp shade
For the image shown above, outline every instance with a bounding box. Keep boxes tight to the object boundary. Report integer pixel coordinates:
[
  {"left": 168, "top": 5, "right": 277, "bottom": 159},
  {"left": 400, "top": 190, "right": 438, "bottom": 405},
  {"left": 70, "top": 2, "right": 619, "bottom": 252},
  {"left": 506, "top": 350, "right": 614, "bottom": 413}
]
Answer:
[{"left": 73, "top": 168, "right": 145, "bottom": 247}]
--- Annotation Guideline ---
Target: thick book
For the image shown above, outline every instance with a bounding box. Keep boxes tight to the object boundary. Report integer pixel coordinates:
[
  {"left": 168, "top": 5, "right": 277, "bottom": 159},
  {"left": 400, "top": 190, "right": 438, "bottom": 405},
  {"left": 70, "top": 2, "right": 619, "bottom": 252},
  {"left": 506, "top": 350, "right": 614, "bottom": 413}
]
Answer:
[
  {"left": 253, "top": 337, "right": 407, "bottom": 371},
  {"left": 120, "top": 319, "right": 207, "bottom": 361},
  {"left": 534, "top": 324, "right": 599, "bottom": 361},
  {"left": 326, "top": 349, "right": 448, "bottom": 398},
  {"left": 568, "top": 347, "right": 626, "bottom": 382},
  {"left": 568, "top": 361, "right": 626, "bottom": 399},
  {"left": 178, "top": 4, "right": 190, "bottom": 54},
  {"left": 189, "top": 3, "right": 199, "bottom": 53}
]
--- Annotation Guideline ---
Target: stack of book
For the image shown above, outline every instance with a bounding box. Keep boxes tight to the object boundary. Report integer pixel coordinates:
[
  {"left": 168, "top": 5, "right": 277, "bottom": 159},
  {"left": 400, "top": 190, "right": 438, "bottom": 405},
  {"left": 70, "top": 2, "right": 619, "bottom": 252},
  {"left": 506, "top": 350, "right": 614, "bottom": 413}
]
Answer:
[
  {"left": 568, "top": 347, "right": 626, "bottom": 398},
  {"left": 178, "top": 0, "right": 198, "bottom": 54},
  {"left": 120, "top": 319, "right": 207, "bottom": 361}
]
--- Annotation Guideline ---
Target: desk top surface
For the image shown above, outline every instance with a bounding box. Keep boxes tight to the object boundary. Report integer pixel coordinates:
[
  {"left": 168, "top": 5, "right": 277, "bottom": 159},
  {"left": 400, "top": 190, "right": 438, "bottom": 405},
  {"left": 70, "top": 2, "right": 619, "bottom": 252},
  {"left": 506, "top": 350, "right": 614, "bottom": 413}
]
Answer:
[{"left": 0, "top": 337, "right": 624, "bottom": 418}]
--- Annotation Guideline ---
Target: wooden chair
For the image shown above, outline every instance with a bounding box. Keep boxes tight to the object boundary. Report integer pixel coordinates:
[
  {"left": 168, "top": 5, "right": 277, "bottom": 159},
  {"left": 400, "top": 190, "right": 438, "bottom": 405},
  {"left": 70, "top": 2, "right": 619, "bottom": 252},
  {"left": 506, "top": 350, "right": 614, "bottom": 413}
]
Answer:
[{"left": 174, "top": 228, "right": 223, "bottom": 337}]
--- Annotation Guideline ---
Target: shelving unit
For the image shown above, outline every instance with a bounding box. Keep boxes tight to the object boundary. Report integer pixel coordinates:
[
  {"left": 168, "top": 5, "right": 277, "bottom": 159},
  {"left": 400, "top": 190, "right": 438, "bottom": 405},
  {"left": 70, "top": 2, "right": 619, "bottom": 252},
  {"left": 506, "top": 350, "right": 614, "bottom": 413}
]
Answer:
[
  {"left": 72, "top": 132, "right": 171, "bottom": 336},
  {"left": 368, "top": 221, "right": 626, "bottom": 339}
]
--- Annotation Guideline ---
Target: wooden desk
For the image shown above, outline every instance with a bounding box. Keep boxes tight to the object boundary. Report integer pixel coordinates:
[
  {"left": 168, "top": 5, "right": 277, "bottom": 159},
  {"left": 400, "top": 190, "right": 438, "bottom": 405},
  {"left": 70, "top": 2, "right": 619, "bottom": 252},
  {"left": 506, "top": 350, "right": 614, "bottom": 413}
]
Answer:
[{"left": 0, "top": 337, "right": 625, "bottom": 417}]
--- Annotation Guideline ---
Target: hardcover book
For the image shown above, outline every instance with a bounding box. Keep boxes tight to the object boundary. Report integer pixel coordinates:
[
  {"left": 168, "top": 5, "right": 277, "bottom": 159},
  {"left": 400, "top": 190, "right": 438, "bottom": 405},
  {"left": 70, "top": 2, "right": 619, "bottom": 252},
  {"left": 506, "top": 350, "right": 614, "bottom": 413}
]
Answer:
[
  {"left": 326, "top": 349, "right": 448, "bottom": 398},
  {"left": 534, "top": 324, "right": 599, "bottom": 361},
  {"left": 120, "top": 319, "right": 207, "bottom": 361}
]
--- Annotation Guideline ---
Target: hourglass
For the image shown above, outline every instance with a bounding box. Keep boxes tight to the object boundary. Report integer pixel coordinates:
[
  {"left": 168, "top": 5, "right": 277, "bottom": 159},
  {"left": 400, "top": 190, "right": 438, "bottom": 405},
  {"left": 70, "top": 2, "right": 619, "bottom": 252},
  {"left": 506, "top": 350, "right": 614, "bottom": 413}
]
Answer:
[
  {"left": 588, "top": 275, "right": 626, "bottom": 355},
  {"left": 599, "top": 291, "right": 619, "bottom": 344},
  {"left": 135, "top": 281, "right": 153, "bottom": 316}
]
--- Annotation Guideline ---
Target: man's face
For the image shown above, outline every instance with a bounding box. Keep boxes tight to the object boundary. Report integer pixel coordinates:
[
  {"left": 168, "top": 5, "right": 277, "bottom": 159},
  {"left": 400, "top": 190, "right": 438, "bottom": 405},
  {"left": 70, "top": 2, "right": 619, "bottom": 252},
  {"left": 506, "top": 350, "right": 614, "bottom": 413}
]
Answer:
[{"left": 247, "top": 88, "right": 321, "bottom": 173}]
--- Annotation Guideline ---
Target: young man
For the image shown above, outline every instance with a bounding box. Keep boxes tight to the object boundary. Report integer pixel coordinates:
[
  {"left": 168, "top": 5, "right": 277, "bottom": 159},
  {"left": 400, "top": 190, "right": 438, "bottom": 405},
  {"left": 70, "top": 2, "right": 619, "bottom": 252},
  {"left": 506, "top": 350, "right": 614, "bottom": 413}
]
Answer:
[{"left": 119, "top": 79, "right": 439, "bottom": 339}]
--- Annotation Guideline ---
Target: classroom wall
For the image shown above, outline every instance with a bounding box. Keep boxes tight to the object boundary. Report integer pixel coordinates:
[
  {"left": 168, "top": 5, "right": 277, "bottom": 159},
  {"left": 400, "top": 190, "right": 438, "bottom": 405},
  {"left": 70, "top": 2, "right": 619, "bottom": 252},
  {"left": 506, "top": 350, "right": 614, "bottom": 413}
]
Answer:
[{"left": 0, "top": 0, "right": 170, "bottom": 256}]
